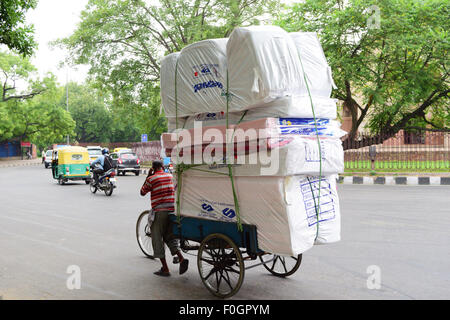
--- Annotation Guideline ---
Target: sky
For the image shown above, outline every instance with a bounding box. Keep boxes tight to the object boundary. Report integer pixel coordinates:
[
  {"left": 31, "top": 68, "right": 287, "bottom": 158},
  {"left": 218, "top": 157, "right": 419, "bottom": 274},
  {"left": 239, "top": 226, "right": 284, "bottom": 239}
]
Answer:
[{"left": 26, "top": 0, "right": 90, "bottom": 85}]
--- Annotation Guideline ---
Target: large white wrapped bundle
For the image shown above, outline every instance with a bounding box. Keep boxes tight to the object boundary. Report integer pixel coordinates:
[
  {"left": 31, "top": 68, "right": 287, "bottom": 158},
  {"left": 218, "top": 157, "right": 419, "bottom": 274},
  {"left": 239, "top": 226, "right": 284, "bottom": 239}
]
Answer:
[
  {"left": 161, "top": 39, "right": 228, "bottom": 117},
  {"left": 177, "top": 174, "right": 340, "bottom": 256},
  {"left": 226, "top": 26, "right": 304, "bottom": 111},
  {"left": 167, "top": 96, "right": 338, "bottom": 131},
  {"left": 160, "top": 27, "right": 338, "bottom": 119},
  {"left": 171, "top": 136, "right": 344, "bottom": 176},
  {"left": 160, "top": 52, "right": 180, "bottom": 116},
  {"left": 290, "top": 32, "right": 336, "bottom": 97}
]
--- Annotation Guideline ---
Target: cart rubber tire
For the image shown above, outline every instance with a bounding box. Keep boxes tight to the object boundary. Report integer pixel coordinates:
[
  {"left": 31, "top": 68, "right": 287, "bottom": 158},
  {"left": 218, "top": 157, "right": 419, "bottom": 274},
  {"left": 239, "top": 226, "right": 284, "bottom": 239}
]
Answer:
[
  {"left": 136, "top": 210, "right": 154, "bottom": 259},
  {"left": 259, "top": 254, "right": 302, "bottom": 277},
  {"left": 197, "top": 233, "right": 245, "bottom": 299}
]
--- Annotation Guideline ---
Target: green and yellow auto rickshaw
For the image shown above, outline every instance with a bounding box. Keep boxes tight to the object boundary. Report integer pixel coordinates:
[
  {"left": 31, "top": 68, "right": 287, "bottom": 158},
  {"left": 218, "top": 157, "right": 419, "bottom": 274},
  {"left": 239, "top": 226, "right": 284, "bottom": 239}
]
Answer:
[{"left": 51, "top": 146, "right": 91, "bottom": 185}]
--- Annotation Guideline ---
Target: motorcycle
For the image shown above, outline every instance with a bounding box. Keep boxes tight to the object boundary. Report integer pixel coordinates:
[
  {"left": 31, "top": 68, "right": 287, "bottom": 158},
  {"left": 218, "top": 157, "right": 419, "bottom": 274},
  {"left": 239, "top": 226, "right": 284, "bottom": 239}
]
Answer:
[{"left": 89, "top": 165, "right": 117, "bottom": 196}]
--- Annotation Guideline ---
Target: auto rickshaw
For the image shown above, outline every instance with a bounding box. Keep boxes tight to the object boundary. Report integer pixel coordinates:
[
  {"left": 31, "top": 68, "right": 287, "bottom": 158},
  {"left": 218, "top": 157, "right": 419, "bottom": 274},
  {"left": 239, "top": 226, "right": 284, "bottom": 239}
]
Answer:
[{"left": 51, "top": 146, "right": 91, "bottom": 185}]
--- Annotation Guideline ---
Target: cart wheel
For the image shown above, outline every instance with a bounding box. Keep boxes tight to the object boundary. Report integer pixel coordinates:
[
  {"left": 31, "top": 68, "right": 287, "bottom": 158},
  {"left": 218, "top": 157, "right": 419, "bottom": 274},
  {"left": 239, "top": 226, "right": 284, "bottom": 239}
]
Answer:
[
  {"left": 197, "top": 233, "right": 244, "bottom": 298},
  {"left": 136, "top": 210, "right": 154, "bottom": 259},
  {"left": 259, "top": 254, "right": 302, "bottom": 277},
  {"left": 58, "top": 177, "right": 65, "bottom": 185}
]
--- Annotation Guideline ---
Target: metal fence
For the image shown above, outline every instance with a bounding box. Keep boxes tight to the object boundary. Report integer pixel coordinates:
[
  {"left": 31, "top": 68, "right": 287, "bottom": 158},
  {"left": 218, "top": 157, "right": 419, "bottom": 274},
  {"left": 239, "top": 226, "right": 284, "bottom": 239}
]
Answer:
[{"left": 343, "top": 130, "right": 450, "bottom": 172}]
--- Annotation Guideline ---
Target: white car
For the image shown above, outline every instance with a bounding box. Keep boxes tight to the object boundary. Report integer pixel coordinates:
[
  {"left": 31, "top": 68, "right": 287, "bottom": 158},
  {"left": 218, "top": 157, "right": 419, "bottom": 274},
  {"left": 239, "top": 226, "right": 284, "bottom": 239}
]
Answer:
[
  {"left": 87, "top": 146, "right": 102, "bottom": 163},
  {"left": 44, "top": 150, "right": 53, "bottom": 168}
]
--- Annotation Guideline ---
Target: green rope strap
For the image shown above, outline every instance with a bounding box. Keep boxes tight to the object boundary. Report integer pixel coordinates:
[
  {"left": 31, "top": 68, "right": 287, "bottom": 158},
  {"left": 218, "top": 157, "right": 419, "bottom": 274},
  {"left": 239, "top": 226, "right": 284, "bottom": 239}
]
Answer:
[
  {"left": 297, "top": 44, "right": 323, "bottom": 240},
  {"left": 225, "top": 70, "right": 243, "bottom": 232}
]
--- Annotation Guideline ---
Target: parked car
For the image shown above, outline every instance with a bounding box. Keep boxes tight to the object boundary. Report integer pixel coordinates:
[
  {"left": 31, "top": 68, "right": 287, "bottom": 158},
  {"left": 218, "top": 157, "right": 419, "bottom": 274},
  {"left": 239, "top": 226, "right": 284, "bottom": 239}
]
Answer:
[
  {"left": 87, "top": 146, "right": 102, "bottom": 163},
  {"left": 113, "top": 147, "right": 132, "bottom": 154},
  {"left": 111, "top": 151, "right": 140, "bottom": 176},
  {"left": 44, "top": 150, "right": 53, "bottom": 168}
]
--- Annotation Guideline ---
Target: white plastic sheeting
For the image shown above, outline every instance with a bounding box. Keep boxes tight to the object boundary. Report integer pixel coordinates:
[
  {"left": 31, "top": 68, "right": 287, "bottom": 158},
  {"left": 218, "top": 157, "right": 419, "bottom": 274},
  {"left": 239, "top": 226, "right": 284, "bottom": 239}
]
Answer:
[
  {"left": 167, "top": 96, "right": 338, "bottom": 131},
  {"left": 176, "top": 173, "right": 340, "bottom": 256},
  {"left": 290, "top": 32, "right": 336, "bottom": 97},
  {"left": 161, "top": 117, "right": 346, "bottom": 150},
  {"left": 160, "top": 52, "right": 180, "bottom": 118},
  {"left": 161, "top": 39, "right": 228, "bottom": 118},
  {"left": 226, "top": 26, "right": 305, "bottom": 111},
  {"left": 160, "top": 27, "right": 337, "bottom": 118},
  {"left": 170, "top": 136, "right": 344, "bottom": 176}
]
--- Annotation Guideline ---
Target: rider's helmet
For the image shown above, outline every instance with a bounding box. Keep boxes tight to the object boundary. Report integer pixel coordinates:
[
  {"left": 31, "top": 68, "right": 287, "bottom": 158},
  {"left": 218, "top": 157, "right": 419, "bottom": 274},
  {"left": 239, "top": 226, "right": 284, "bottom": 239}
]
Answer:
[{"left": 102, "top": 148, "right": 109, "bottom": 155}]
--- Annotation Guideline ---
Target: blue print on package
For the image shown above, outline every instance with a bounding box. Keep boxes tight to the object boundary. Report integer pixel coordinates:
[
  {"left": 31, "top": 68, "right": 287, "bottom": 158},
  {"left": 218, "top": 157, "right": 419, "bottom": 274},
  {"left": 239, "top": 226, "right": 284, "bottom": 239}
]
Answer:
[
  {"left": 193, "top": 80, "right": 223, "bottom": 93},
  {"left": 279, "top": 118, "right": 330, "bottom": 126}
]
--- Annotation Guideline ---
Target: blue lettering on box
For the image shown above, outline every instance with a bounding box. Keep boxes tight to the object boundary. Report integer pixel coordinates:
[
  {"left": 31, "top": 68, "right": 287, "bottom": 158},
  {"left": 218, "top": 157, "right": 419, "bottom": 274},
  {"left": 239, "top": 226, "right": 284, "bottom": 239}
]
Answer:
[
  {"left": 201, "top": 203, "right": 214, "bottom": 212},
  {"left": 193, "top": 81, "right": 223, "bottom": 93},
  {"left": 222, "top": 208, "right": 236, "bottom": 219},
  {"left": 201, "top": 66, "right": 211, "bottom": 74}
]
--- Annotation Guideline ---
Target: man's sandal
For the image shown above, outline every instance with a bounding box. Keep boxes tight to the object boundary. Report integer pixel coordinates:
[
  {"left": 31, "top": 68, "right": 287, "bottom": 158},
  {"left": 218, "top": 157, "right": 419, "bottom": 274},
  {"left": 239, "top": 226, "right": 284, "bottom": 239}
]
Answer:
[{"left": 179, "top": 259, "right": 189, "bottom": 275}]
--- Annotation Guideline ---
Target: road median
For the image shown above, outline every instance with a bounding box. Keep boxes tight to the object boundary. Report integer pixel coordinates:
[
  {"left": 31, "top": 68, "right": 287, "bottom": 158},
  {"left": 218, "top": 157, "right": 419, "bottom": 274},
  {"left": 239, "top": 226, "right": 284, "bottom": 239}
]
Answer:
[{"left": 0, "top": 159, "right": 42, "bottom": 168}]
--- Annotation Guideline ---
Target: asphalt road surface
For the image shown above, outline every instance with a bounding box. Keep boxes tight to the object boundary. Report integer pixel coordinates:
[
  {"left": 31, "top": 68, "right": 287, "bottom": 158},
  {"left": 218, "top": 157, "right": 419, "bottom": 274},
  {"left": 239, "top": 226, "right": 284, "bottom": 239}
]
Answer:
[{"left": 0, "top": 165, "right": 449, "bottom": 300}]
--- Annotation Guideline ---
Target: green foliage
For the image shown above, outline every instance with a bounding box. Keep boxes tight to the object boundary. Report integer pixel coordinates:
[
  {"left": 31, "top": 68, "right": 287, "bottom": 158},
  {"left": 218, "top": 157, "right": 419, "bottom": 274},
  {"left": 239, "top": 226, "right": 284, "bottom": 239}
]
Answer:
[
  {"left": 0, "top": 50, "right": 75, "bottom": 149},
  {"left": 278, "top": 0, "right": 449, "bottom": 138},
  {"left": 57, "top": 0, "right": 279, "bottom": 139},
  {"left": 0, "top": 0, "right": 37, "bottom": 56},
  {"left": 65, "top": 82, "right": 141, "bottom": 143}
]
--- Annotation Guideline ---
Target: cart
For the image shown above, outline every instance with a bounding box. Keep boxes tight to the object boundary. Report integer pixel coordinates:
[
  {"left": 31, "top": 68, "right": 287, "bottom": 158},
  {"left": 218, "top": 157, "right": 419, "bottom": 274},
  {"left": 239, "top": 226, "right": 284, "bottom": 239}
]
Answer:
[{"left": 136, "top": 210, "right": 302, "bottom": 298}]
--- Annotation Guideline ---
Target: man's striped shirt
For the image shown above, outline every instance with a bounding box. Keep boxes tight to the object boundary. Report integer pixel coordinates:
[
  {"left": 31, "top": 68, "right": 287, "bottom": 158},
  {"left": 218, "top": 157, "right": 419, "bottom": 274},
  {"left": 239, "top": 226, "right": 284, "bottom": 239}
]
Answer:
[{"left": 140, "top": 170, "right": 175, "bottom": 212}]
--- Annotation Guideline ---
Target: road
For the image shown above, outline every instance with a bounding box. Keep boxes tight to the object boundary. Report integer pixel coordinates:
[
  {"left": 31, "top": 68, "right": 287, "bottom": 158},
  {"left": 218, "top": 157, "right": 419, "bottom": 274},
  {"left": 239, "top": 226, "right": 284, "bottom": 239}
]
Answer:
[{"left": 0, "top": 165, "right": 449, "bottom": 300}]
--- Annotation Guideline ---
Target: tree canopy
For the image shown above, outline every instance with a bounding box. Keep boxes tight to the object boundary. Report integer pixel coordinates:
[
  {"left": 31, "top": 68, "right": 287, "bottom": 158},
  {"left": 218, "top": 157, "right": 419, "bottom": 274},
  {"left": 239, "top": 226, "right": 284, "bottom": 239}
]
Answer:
[
  {"left": 0, "top": 50, "right": 143, "bottom": 150},
  {"left": 278, "top": 0, "right": 449, "bottom": 144},
  {"left": 0, "top": 50, "right": 75, "bottom": 147},
  {"left": 0, "top": 0, "right": 37, "bottom": 56},
  {"left": 66, "top": 82, "right": 141, "bottom": 143}
]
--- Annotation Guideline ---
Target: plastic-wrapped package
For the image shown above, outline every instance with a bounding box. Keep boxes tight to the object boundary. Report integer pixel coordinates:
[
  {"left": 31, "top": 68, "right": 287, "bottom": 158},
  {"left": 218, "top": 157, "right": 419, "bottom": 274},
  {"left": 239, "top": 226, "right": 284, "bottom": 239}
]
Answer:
[
  {"left": 168, "top": 135, "right": 344, "bottom": 176},
  {"left": 160, "top": 39, "right": 228, "bottom": 117},
  {"left": 167, "top": 96, "right": 338, "bottom": 132},
  {"left": 226, "top": 26, "right": 305, "bottom": 111},
  {"left": 160, "top": 52, "right": 180, "bottom": 117},
  {"left": 161, "top": 117, "right": 346, "bottom": 150},
  {"left": 290, "top": 32, "right": 336, "bottom": 97},
  {"left": 160, "top": 28, "right": 338, "bottom": 119},
  {"left": 176, "top": 173, "right": 340, "bottom": 256}
]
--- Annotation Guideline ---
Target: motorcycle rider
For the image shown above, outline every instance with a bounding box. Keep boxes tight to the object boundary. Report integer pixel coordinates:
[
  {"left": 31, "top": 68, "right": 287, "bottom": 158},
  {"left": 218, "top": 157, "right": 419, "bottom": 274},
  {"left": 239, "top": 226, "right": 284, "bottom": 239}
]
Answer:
[{"left": 90, "top": 148, "right": 114, "bottom": 186}]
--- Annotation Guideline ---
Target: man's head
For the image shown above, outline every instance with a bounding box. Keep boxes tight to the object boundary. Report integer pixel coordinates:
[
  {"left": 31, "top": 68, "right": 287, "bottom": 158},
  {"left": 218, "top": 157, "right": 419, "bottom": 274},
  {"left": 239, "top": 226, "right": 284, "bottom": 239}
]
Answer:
[
  {"left": 102, "top": 148, "right": 109, "bottom": 155},
  {"left": 152, "top": 160, "right": 163, "bottom": 171}
]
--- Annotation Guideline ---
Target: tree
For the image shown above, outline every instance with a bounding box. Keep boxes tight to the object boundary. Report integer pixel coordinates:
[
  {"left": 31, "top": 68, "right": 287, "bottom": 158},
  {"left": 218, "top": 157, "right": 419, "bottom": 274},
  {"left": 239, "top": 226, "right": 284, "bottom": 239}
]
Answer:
[
  {"left": 57, "top": 0, "right": 279, "bottom": 139},
  {"left": 1, "top": 78, "right": 75, "bottom": 145},
  {"left": 0, "top": 0, "right": 37, "bottom": 56},
  {"left": 0, "top": 50, "right": 46, "bottom": 102},
  {"left": 65, "top": 82, "right": 142, "bottom": 143},
  {"left": 63, "top": 82, "right": 113, "bottom": 142},
  {"left": 0, "top": 51, "right": 75, "bottom": 145},
  {"left": 278, "top": 0, "right": 449, "bottom": 147}
]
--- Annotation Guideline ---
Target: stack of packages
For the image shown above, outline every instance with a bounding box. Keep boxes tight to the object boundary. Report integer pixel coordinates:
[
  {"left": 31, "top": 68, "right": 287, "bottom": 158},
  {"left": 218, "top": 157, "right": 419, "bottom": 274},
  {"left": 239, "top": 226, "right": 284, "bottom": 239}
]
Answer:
[{"left": 159, "top": 26, "right": 345, "bottom": 256}]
